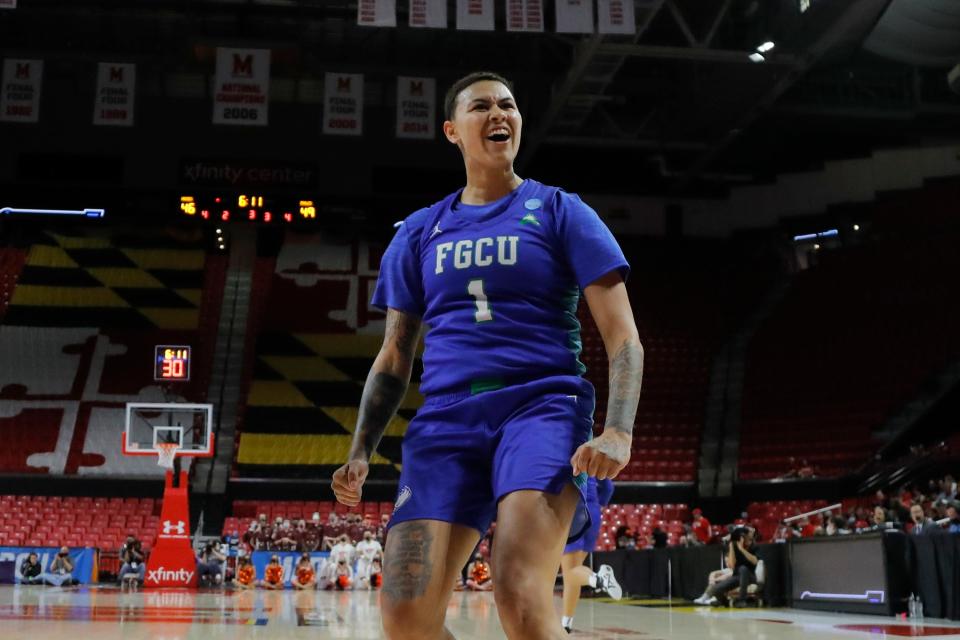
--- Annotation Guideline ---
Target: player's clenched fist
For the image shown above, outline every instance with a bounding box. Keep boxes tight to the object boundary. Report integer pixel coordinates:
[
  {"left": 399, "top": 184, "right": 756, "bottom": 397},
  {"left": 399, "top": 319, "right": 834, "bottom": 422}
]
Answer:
[
  {"left": 570, "top": 431, "right": 631, "bottom": 480},
  {"left": 331, "top": 459, "right": 369, "bottom": 506}
]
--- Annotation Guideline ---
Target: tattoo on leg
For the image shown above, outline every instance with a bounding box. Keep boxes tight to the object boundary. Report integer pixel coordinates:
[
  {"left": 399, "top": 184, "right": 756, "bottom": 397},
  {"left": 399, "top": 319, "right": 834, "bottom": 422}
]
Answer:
[{"left": 383, "top": 523, "right": 434, "bottom": 602}]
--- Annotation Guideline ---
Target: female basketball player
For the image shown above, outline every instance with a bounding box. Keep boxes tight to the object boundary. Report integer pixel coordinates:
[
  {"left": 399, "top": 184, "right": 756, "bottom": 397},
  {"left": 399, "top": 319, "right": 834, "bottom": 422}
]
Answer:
[
  {"left": 332, "top": 71, "right": 643, "bottom": 640},
  {"left": 560, "top": 477, "right": 620, "bottom": 633}
]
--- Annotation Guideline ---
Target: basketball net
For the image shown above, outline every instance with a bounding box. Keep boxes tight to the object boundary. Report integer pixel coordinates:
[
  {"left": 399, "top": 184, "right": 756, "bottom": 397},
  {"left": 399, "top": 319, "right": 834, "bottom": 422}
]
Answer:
[{"left": 157, "top": 442, "right": 179, "bottom": 470}]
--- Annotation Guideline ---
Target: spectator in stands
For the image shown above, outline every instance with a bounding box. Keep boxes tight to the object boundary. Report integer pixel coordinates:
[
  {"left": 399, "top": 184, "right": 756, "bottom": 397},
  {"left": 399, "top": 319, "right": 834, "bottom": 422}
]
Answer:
[
  {"left": 909, "top": 504, "right": 938, "bottom": 536},
  {"left": 119, "top": 535, "right": 146, "bottom": 585},
  {"left": 273, "top": 519, "right": 298, "bottom": 551},
  {"left": 346, "top": 513, "right": 364, "bottom": 543},
  {"left": 233, "top": 555, "right": 256, "bottom": 590},
  {"left": 615, "top": 526, "right": 636, "bottom": 550},
  {"left": 796, "top": 459, "right": 815, "bottom": 478},
  {"left": 260, "top": 554, "right": 285, "bottom": 590},
  {"left": 825, "top": 516, "right": 850, "bottom": 536},
  {"left": 44, "top": 546, "right": 76, "bottom": 586},
  {"left": 679, "top": 524, "right": 703, "bottom": 547},
  {"left": 322, "top": 513, "right": 344, "bottom": 550},
  {"left": 300, "top": 517, "right": 321, "bottom": 552},
  {"left": 945, "top": 503, "right": 960, "bottom": 534},
  {"left": 377, "top": 513, "right": 390, "bottom": 546},
  {"left": 291, "top": 553, "right": 317, "bottom": 590},
  {"left": 197, "top": 540, "right": 226, "bottom": 586},
  {"left": 869, "top": 506, "right": 891, "bottom": 531},
  {"left": 650, "top": 526, "right": 668, "bottom": 549},
  {"left": 698, "top": 527, "right": 759, "bottom": 607},
  {"left": 692, "top": 508, "right": 712, "bottom": 544},
  {"left": 466, "top": 553, "right": 493, "bottom": 591},
  {"left": 241, "top": 521, "right": 260, "bottom": 553},
  {"left": 937, "top": 476, "right": 958, "bottom": 504},
  {"left": 19, "top": 552, "right": 43, "bottom": 585}
]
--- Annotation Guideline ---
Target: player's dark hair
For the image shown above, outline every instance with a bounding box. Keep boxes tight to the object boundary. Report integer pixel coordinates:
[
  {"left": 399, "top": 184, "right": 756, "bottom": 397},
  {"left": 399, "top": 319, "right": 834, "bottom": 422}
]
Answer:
[{"left": 444, "top": 71, "right": 514, "bottom": 121}]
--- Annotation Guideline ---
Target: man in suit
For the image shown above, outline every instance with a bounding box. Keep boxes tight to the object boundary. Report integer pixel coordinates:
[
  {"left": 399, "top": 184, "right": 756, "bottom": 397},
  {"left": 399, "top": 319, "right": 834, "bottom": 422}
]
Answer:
[{"left": 910, "top": 503, "right": 940, "bottom": 536}]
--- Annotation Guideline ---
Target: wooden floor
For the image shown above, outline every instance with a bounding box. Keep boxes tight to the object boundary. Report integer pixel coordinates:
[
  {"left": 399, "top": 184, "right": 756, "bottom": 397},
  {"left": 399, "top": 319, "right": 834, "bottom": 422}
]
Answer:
[{"left": 3, "top": 585, "right": 960, "bottom": 639}]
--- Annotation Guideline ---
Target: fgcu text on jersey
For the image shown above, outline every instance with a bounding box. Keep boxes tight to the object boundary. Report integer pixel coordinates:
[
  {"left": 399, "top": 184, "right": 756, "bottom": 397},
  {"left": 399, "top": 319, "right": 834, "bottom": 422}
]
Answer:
[{"left": 373, "top": 179, "right": 628, "bottom": 398}]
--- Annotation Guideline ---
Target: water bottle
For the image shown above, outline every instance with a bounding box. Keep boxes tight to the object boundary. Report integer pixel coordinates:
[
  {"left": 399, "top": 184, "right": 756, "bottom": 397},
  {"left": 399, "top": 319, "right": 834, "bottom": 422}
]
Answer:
[{"left": 909, "top": 594, "right": 917, "bottom": 618}]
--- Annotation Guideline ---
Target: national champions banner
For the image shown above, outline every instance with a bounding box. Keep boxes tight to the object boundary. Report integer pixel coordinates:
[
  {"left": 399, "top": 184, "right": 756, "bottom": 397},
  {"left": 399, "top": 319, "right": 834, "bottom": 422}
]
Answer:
[
  {"left": 0, "top": 547, "right": 96, "bottom": 584},
  {"left": 251, "top": 551, "right": 330, "bottom": 587},
  {"left": 213, "top": 47, "right": 270, "bottom": 126}
]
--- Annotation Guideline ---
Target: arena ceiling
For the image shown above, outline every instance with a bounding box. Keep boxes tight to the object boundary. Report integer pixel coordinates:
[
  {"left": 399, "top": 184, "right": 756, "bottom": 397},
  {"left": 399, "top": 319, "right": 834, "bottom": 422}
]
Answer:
[{"left": 3, "top": 0, "right": 960, "bottom": 197}]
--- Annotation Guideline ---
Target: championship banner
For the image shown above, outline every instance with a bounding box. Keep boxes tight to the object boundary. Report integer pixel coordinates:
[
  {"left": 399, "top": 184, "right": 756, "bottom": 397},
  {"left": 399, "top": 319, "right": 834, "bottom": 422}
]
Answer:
[
  {"left": 0, "top": 1, "right": 17, "bottom": 9},
  {"left": 323, "top": 72, "right": 364, "bottom": 136},
  {"left": 409, "top": 0, "right": 446, "bottom": 28},
  {"left": 93, "top": 62, "right": 135, "bottom": 126},
  {"left": 456, "top": 0, "right": 494, "bottom": 31},
  {"left": 251, "top": 551, "right": 330, "bottom": 587},
  {"left": 1, "top": 547, "right": 96, "bottom": 584},
  {"left": 1, "top": 59, "right": 42, "bottom": 123},
  {"left": 357, "top": 0, "right": 397, "bottom": 27},
  {"left": 212, "top": 47, "right": 270, "bottom": 126},
  {"left": 397, "top": 76, "right": 435, "bottom": 140},
  {"left": 506, "top": 0, "right": 544, "bottom": 32},
  {"left": 556, "top": 0, "right": 594, "bottom": 33},
  {"left": 598, "top": 0, "right": 635, "bottom": 34}
]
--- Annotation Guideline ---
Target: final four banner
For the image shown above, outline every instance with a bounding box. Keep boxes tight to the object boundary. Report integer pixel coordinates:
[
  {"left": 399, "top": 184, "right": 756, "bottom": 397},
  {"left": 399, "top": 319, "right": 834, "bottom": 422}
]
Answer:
[
  {"left": 598, "top": 0, "right": 636, "bottom": 34},
  {"left": 397, "top": 76, "right": 435, "bottom": 139},
  {"left": 1, "top": 59, "right": 42, "bottom": 123},
  {"left": 357, "top": 0, "right": 397, "bottom": 27},
  {"left": 323, "top": 72, "right": 364, "bottom": 136},
  {"left": 213, "top": 47, "right": 270, "bottom": 126},
  {"left": 409, "top": 0, "right": 446, "bottom": 28},
  {"left": 94, "top": 62, "right": 135, "bottom": 126},
  {"left": 506, "top": 0, "right": 544, "bottom": 32},
  {"left": 555, "top": 0, "right": 594, "bottom": 33},
  {"left": 457, "top": 0, "right": 494, "bottom": 31}
]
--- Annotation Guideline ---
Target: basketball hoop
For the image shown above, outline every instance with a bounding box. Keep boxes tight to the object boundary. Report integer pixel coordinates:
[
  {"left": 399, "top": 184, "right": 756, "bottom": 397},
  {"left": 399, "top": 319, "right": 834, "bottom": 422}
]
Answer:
[{"left": 157, "top": 442, "right": 179, "bottom": 470}]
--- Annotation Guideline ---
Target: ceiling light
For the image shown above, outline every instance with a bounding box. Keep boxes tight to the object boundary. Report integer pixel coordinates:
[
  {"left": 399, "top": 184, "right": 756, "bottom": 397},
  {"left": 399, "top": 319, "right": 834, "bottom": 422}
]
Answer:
[
  {"left": 749, "top": 52, "right": 766, "bottom": 63},
  {"left": 757, "top": 41, "right": 776, "bottom": 53},
  {"left": 216, "top": 228, "right": 222, "bottom": 234},
  {"left": 853, "top": 224, "right": 860, "bottom": 231}
]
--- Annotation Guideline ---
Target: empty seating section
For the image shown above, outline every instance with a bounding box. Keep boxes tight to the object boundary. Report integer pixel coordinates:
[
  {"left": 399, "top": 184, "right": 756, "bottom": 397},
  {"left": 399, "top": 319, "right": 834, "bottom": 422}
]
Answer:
[
  {"left": 595, "top": 503, "right": 691, "bottom": 551},
  {"left": 0, "top": 495, "right": 160, "bottom": 551},
  {"left": 586, "top": 244, "right": 774, "bottom": 482},
  {"left": 740, "top": 184, "right": 960, "bottom": 480},
  {"left": 0, "top": 229, "right": 225, "bottom": 476}
]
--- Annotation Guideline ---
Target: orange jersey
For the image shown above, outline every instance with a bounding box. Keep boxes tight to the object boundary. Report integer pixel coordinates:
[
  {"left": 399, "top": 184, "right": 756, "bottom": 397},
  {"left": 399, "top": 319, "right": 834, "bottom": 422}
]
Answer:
[
  {"left": 265, "top": 564, "right": 284, "bottom": 584},
  {"left": 237, "top": 565, "right": 255, "bottom": 585},
  {"left": 296, "top": 565, "right": 315, "bottom": 584},
  {"left": 471, "top": 562, "right": 490, "bottom": 584}
]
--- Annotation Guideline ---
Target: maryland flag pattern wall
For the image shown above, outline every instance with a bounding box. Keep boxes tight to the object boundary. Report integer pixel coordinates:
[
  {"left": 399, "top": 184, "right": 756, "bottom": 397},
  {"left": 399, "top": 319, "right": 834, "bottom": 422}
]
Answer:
[{"left": 236, "top": 232, "right": 419, "bottom": 479}]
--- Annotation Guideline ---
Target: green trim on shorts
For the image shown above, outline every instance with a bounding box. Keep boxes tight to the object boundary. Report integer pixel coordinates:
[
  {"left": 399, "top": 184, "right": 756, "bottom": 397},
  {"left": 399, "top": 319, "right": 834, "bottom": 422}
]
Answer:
[{"left": 470, "top": 378, "right": 506, "bottom": 394}]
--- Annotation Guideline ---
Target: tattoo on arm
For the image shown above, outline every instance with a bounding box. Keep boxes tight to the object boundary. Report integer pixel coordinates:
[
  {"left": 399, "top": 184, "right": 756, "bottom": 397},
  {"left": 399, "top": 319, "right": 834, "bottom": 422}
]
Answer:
[
  {"left": 382, "top": 522, "right": 434, "bottom": 602},
  {"left": 350, "top": 310, "right": 421, "bottom": 460},
  {"left": 605, "top": 338, "right": 643, "bottom": 435}
]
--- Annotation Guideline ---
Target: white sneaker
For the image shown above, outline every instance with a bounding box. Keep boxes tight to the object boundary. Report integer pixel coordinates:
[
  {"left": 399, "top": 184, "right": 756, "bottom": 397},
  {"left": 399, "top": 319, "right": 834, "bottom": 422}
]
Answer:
[
  {"left": 693, "top": 595, "right": 709, "bottom": 605},
  {"left": 596, "top": 565, "right": 622, "bottom": 601}
]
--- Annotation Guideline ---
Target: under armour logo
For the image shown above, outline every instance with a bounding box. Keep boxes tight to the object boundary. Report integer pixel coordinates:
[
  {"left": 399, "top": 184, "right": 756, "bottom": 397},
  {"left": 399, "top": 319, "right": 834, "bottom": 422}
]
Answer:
[
  {"left": 429, "top": 223, "right": 442, "bottom": 239},
  {"left": 162, "top": 520, "right": 186, "bottom": 535}
]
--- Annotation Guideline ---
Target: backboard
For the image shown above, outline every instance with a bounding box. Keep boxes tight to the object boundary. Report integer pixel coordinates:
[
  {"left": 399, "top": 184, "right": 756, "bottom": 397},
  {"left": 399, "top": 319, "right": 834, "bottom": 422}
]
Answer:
[{"left": 123, "top": 402, "right": 214, "bottom": 458}]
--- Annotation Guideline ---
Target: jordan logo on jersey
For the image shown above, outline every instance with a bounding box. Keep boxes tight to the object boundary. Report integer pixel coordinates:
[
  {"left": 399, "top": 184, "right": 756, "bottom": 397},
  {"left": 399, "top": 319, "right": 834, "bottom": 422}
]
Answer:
[{"left": 435, "top": 236, "right": 518, "bottom": 274}]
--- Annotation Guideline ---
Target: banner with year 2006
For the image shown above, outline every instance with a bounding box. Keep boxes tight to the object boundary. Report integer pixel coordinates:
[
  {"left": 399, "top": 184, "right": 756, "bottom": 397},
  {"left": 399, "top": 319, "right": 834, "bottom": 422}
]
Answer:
[{"left": 213, "top": 47, "right": 270, "bottom": 126}]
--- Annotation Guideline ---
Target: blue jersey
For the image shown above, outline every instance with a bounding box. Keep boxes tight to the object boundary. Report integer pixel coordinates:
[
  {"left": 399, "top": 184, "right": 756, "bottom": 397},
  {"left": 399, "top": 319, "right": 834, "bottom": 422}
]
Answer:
[{"left": 372, "top": 179, "right": 628, "bottom": 398}]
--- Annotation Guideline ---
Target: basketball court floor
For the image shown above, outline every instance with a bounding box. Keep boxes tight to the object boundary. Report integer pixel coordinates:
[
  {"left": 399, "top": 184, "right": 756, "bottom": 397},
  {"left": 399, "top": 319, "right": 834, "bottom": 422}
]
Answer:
[{"left": 2, "top": 585, "right": 960, "bottom": 639}]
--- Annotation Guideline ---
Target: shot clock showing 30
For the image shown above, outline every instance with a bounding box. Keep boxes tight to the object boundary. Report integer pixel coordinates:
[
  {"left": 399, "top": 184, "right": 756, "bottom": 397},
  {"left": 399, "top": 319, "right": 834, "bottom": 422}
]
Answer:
[{"left": 155, "top": 345, "right": 191, "bottom": 381}]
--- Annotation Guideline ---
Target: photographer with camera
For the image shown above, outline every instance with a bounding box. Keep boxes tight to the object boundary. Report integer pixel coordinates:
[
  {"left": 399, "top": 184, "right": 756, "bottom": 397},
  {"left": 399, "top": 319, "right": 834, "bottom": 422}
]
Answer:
[
  {"left": 197, "top": 540, "right": 227, "bottom": 586},
  {"left": 44, "top": 546, "right": 77, "bottom": 586},
  {"left": 119, "top": 535, "right": 146, "bottom": 587}
]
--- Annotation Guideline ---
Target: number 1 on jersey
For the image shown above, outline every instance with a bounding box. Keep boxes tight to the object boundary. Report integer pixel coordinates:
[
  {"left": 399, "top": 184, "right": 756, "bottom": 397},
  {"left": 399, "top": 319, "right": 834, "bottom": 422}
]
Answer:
[{"left": 468, "top": 279, "right": 493, "bottom": 323}]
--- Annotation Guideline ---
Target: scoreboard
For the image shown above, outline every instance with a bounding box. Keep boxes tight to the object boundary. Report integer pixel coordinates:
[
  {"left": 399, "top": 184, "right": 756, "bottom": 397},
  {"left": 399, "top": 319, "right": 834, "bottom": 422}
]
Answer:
[
  {"left": 154, "top": 345, "right": 191, "bottom": 381},
  {"left": 179, "top": 193, "right": 316, "bottom": 224}
]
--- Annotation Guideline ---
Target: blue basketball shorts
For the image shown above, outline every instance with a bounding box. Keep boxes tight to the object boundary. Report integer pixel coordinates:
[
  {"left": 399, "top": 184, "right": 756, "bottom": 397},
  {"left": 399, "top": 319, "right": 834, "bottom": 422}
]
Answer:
[
  {"left": 564, "top": 498, "right": 602, "bottom": 554},
  {"left": 389, "top": 375, "right": 596, "bottom": 543}
]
